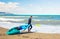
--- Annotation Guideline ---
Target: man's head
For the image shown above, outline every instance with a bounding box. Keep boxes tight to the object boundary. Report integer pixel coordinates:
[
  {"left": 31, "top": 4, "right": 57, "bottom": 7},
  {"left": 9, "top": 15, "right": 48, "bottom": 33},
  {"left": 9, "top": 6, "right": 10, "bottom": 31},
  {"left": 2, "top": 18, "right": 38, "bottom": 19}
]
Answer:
[{"left": 30, "top": 16, "right": 32, "bottom": 18}]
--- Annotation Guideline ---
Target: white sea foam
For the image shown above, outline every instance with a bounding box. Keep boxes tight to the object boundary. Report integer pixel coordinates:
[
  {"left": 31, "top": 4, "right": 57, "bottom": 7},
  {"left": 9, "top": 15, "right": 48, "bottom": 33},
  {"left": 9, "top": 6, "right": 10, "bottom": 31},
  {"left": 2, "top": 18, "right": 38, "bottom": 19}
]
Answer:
[
  {"left": 33, "top": 19, "right": 51, "bottom": 21},
  {"left": 0, "top": 22, "right": 25, "bottom": 29},
  {"left": 33, "top": 19, "right": 41, "bottom": 21},
  {"left": 0, "top": 22, "right": 60, "bottom": 34},
  {"left": 31, "top": 25, "right": 60, "bottom": 34},
  {"left": 0, "top": 18, "right": 25, "bottom": 22}
]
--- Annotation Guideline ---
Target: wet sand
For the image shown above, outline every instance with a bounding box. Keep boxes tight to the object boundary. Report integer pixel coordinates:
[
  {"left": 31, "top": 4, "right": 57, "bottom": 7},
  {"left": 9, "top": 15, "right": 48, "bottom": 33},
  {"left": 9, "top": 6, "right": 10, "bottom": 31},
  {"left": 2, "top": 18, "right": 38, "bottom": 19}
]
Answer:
[{"left": 0, "top": 27, "right": 60, "bottom": 39}]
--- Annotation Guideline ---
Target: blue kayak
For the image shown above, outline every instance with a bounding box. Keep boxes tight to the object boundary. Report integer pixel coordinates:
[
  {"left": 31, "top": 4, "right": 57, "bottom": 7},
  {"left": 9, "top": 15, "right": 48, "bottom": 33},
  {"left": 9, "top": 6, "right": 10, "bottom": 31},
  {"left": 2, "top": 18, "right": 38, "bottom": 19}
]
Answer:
[{"left": 6, "top": 24, "right": 30, "bottom": 35}]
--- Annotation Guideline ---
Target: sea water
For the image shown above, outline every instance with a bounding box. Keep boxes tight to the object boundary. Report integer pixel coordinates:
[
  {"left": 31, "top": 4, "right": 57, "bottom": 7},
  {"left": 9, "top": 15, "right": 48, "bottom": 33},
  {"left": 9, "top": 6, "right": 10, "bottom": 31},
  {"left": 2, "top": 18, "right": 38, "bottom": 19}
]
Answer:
[{"left": 0, "top": 15, "right": 60, "bottom": 34}]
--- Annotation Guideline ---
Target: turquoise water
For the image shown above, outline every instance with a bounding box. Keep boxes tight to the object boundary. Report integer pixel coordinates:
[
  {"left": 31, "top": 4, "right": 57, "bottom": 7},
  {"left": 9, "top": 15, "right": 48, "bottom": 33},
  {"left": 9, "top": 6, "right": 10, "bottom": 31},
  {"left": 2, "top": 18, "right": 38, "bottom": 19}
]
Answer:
[
  {"left": 35, "top": 15, "right": 60, "bottom": 20},
  {"left": 0, "top": 12, "right": 60, "bottom": 20},
  {"left": 0, "top": 15, "right": 60, "bottom": 20}
]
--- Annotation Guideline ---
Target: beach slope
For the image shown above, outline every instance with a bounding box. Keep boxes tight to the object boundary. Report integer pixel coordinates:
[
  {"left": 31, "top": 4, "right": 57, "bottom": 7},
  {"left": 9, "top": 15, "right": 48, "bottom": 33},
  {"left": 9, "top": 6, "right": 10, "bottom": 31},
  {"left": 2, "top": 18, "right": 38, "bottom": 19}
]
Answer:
[{"left": 0, "top": 27, "right": 60, "bottom": 39}]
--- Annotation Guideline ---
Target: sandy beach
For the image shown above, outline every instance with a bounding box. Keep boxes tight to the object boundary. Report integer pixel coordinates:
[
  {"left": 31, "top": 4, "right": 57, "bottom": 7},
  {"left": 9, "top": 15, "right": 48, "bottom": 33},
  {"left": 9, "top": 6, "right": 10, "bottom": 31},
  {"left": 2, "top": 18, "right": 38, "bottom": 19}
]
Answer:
[{"left": 0, "top": 27, "right": 60, "bottom": 39}]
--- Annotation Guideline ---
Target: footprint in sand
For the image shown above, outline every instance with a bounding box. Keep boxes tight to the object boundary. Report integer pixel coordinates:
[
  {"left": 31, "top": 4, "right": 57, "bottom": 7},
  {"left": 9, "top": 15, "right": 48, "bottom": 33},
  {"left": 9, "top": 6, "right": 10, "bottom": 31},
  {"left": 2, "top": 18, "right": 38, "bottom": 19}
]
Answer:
[
  {"left": 22, "top": 36, "right": 29, "bottom": 38},
  {"left": 0, "top": 34, "right": 4, "bottom": 36},
  {"left": 0, "top": 34, "right": 2, "bottom": 36},
  {"left": 17, "top": 34, "right": 20, "bottom": 36},
  {"left": 3, "top": 34, "right": 6, "bottom": 36},
  {"left": 35, "top": 38, "right": 42, "bottom": 39}
]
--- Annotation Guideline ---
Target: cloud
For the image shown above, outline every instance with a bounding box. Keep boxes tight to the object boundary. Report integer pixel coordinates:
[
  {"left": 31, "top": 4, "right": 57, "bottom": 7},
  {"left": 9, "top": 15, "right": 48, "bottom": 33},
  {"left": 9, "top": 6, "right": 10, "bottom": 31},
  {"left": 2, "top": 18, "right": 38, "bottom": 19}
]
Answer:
[
  {"left": 40, "top": 8, "right": 60, "bottom": 15},
  {"left": 0, "top": 2, "right": 18, "bottom": 12},
  {"left": 0, "top": 2, "right": 60, "bottom": 15},
  {"left": 0, "top": 2, "right": 30, "bottom": 14},
  {"left": 29, "top": 4, "right": 33, "bottom": 7}
]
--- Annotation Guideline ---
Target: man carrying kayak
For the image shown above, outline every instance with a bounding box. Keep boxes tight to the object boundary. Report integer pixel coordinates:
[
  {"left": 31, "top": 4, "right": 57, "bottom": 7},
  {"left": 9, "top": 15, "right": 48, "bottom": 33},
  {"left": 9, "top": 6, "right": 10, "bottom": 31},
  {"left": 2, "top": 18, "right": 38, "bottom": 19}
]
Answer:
[
  {"left": 6, "top": 16, "right": 33, "bottom": 35},
  {"left": 28, "top": 16, "right": 32, "bottom": 32}
]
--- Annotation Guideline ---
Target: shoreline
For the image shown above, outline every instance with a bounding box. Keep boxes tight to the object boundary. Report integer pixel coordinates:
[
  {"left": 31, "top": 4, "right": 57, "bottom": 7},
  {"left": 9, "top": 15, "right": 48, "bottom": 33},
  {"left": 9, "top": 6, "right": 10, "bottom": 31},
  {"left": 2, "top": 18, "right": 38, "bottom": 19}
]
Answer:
[
  {"left": 0, "top": 22, "right": 60, "bottom": 34},
  {"left": 0, "top": 27, "right": 60, "bottom": 39}
]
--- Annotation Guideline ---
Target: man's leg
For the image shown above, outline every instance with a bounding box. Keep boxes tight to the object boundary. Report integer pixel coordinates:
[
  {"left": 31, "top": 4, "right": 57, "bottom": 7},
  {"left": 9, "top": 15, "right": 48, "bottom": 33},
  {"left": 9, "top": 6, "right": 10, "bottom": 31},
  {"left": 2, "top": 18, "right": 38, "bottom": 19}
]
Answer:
[
  {"left": 28, "top": 24, "right": 32, "bottom": 32},
  {"left": 30, "top": 24, "right": 32, "bottom": 30}
]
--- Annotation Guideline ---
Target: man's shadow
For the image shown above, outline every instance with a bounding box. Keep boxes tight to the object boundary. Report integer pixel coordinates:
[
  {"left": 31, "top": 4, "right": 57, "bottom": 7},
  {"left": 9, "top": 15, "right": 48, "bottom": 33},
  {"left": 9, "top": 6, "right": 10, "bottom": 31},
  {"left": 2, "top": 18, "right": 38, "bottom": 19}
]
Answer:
[{"left": 20, "top": 32, "right": 33, "bottom": 34}]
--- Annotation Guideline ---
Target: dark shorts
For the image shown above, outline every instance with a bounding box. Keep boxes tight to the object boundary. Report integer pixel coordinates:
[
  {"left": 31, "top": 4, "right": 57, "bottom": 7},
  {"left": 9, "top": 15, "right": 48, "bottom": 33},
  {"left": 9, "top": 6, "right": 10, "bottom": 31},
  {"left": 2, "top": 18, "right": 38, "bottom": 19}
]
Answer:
[{"left": 28, "top": 24, "right": 32, "bottom": 30}]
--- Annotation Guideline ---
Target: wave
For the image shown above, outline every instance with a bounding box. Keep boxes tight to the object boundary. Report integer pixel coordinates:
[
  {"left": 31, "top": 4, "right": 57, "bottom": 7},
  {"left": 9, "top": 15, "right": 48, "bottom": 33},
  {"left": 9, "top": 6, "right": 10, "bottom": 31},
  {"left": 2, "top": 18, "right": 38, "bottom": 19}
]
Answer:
[
  {"left": 31, "top": 25, "right": 60, "bottom": 33},
  {"left": 0, "top": 22, "right": 60, "bottom": 33},
  {"left": 33, "top": 19, "right": 60, "bottom": 21},
  {"left": 0, "top": 18, "right": 24, "bottom": 23},
  {"left": 0, "top": 18, "right": 60, "bottom": 25},
  {"left": 0, "top": 18, "right": 25, "bottom": 21}
]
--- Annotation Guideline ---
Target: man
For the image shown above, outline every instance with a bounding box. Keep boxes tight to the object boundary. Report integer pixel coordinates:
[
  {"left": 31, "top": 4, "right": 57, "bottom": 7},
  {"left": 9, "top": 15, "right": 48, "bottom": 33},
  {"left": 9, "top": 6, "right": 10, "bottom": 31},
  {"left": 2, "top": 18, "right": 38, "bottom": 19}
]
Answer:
[{"left": 28, "top": 16, "right": 32, "bottom": 32}]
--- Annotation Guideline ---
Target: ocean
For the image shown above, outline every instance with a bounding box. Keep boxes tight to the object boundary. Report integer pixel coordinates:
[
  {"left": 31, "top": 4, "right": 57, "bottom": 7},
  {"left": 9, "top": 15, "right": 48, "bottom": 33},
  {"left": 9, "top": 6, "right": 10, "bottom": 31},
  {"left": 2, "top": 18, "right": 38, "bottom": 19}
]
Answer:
[
  {"left": 0, "top": 15, "right": 60, "bottom": 25},
  {"left": 0, "top": 15, "right": 60, "bottom": 33},
  {"left": 0, "top": 15, "right": 60, "bottom": 20}
]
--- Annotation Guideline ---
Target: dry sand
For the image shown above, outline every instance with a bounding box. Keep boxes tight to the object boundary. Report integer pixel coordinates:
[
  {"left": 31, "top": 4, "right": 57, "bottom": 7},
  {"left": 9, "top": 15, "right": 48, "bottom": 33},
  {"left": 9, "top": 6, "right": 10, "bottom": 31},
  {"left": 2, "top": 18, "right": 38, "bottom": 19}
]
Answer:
[{"left": 0, "top": 27, "right": 60, "bottom": 39}]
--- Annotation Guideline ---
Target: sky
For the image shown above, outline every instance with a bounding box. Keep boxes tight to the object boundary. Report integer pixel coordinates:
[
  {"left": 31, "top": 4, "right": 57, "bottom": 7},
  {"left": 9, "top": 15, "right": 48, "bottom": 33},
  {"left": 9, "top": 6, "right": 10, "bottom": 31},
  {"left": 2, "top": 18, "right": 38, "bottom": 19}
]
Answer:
[{"left": 0, "top": 0, "right": 60, "bottom": 15}]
